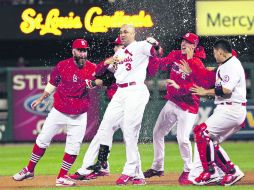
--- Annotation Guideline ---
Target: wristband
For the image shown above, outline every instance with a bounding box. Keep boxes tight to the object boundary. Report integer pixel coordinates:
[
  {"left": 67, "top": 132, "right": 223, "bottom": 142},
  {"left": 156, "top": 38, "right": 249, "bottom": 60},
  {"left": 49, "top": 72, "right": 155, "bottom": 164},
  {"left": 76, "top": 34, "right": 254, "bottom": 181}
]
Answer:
[
  {"left": 154, "top": 45, "right": 160, "bottom": 51},
  {"left": 44, "top": 83, "right": 56, "bottom": 94},
  {"left": 215, "top": 84, "right": 225, "bottom": 96}
]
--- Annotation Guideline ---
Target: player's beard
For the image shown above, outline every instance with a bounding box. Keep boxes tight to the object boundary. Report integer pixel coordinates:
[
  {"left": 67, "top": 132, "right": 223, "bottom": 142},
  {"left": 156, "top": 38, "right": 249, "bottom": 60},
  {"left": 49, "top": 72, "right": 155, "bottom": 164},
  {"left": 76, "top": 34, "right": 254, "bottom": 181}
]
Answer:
[{"left": 74, "top": 56, "right": 87, "bottom": 68}]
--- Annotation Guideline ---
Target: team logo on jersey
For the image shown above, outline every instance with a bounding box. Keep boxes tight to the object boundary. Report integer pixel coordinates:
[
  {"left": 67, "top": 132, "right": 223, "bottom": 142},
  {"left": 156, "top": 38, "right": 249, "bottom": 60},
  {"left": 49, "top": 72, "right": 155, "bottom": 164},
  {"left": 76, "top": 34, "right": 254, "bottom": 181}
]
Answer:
[
  {"left": 217, "top": 70, "right": 230, "bottom": 83},
  {"left": 73, "top": 74, "right": 78, "bottom": 82},
  {"left": 223, "top": 75, "right": 230, "bottom": 82},
  {"left": 24, "top": 94, "right": 53, "bottom": 116}
]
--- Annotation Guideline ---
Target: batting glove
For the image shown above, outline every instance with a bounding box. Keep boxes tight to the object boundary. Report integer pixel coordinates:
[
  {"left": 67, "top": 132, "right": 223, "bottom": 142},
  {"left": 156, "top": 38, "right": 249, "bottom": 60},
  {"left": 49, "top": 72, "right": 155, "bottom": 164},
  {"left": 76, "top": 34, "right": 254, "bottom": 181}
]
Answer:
[{"left": 146, "top": 37, "right": 159, "bottom": 46}]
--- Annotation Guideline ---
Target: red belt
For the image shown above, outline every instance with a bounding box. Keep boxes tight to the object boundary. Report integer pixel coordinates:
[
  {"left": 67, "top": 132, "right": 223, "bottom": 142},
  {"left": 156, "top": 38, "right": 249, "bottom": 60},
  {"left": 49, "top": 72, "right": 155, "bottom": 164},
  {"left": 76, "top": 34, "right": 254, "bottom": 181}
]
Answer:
[
  {"left": 117, "top": 81, "right": 136, "bottom": 88},
  {"left": 218, "top": 102, "right": 246, "bottom": 106}
]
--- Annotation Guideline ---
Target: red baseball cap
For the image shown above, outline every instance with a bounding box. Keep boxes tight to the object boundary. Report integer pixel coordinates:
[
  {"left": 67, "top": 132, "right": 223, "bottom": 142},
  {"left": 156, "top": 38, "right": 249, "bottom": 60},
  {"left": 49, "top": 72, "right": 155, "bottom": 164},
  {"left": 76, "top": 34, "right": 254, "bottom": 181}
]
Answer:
[
  {"left": 111, "top": 36, "right": 122, "bottom": 45},
  {"left": 72, "top": 39, "right": 89, "bottom": 49},
  {"left": 182, "top": 33, "right": 199, "bottom": 45}
]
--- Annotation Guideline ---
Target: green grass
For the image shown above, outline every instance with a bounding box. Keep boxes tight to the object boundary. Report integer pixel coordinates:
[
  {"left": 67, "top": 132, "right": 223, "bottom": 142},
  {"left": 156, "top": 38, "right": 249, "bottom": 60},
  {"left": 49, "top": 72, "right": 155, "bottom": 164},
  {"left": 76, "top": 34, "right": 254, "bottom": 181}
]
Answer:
[{"left": 0, "top": 141, "right": 254, "bottom": 189}]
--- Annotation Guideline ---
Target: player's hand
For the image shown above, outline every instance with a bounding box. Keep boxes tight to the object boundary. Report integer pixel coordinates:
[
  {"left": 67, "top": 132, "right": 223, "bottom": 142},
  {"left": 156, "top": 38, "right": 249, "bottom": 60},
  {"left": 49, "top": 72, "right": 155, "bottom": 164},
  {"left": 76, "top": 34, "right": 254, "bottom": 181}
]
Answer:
[
  {"left": 206, "top": 66, "right": 216, "bottom": 71},
  {"left": 166, "top": 79, "right": 180, "bottom": 89},
  {"left": 146, "top": 37, "right": 159, "bottom": 46},
  {"left": 95, "top": 79, "right": 103, "bottom": 86},
  {"left": 185, "top": 46, "right": 194, "bottom": 60},
  {"left": 179, "top": 59, "right": 192, "bottom": 74},
  {"left": 104, "top": 56, "right": 122, "bottom": 65},
  {"left": 190, "top": 84, "right": 207, "bottom": 96},
  {"left": 31, "top": 98, "right": 43, "bottom": 110}
]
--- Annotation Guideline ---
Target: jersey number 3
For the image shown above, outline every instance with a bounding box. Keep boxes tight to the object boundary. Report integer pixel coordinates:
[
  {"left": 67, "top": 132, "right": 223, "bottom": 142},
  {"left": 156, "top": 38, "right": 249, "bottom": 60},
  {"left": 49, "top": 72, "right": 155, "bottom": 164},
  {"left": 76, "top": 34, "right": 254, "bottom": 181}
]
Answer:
[{"left": 125, "top": 63, "right": 132, "bottom": 71}]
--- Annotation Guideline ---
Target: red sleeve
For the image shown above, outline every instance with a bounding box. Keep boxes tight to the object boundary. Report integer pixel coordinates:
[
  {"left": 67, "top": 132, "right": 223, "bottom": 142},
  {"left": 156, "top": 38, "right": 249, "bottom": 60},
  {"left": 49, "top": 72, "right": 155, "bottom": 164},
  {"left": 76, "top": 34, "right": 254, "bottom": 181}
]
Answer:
[
  {"left": 150, "top": 45, "right": 163, "bottom": 57},
  {"left": 49, "top": 63, "right": 61, "bottom": 87},
  {"left": 158, "top": 51, "right": 177, "bottom": 71},
  {"left": 91, "top": 62, "right": 97, "bottom": 80},
  {"left": 190, "top": 58, "right": 216, "bottom": 89},
  {"left": 95, "top": 60, "right": 109, "bottom": 76},
  {"left": 147, "top": 57, "right": 159, "bottom": 77}
]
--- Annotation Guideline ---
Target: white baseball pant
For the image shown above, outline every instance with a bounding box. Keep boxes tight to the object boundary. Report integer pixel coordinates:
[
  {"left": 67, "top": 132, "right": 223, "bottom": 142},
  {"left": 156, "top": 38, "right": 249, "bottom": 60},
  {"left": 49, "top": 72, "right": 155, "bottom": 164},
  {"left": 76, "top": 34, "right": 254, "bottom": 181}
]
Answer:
[
  {"left": 151, "top": 100, "right": 197, "bottom": 172},
  {"left": 36, "top": 108, "right": 87, "bottom": 155},
  {"left": 205, "top": 104, "right": 246, "bottom": 144},
  {"left": 77, "top": 121, "right": 122, "bottom": 175},
  {"left": 98, "top": 84, "right": 150, "bottom": 179},
  {"left": 189, "top": 104, "right": 247, "bottom": 182}
]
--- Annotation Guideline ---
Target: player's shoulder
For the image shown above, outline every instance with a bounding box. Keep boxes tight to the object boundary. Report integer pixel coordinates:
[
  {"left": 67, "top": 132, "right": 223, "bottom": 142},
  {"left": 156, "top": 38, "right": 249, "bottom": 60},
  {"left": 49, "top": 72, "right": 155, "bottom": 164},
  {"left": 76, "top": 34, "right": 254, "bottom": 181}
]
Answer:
[
  {"left": 169, "top": 50, "right": 181, "bottom": 55},
  {"left": 191, "top": 57, "right": 205, "bottom": 69},
  {"left": 136, "top": 40, "right": 151, "bottom": 47},
  {"left": 166, "top": 50, "right": 181, "bottom": 58},
  {"left": 225, "top": 56, "right": 241, "bottom": 67},
  {"left": 56, "top": 58, "right": 73, "bottom": 67},
  {"left": 192, "top": 57, "right": 204, "bottom": 65},
  {"left": 231, "top": 56, "right": 241, "bottom": 64},
  {"left": 226, "top": 56, "right": 243, "bottom": 71},
  {"left": 86, "top": 60, "right": 97, "bottom": 69}
]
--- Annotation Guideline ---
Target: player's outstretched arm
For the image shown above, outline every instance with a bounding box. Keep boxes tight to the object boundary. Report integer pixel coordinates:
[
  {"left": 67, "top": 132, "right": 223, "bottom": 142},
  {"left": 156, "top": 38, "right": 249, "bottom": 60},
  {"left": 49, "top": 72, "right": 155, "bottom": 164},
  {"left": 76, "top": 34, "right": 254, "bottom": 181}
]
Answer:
[
  {"left": 190, "top": 84, "right": 232, "bottom": 97},
  {"left": 146, "top": 37, "right": 162, "bottom": 56},
  {"left": 31, "top": 82, "right": 56, "bottom": 110}
]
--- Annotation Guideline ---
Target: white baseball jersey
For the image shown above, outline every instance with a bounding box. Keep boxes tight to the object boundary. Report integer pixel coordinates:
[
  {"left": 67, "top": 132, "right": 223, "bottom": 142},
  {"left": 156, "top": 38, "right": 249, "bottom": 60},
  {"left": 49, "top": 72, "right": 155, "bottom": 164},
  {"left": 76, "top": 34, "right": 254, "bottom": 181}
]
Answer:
[
  {"left": 215, "top": 56, "right": 247, "bottom": 104},
  {"left": 205, "top": 56, "right": 247, "bottom": 144},
  {"left": 109, "top": 40, "right": 153, "bottom": 84},
  {"left": 97, "top": 40, "right": 152, "bottom": 179}
]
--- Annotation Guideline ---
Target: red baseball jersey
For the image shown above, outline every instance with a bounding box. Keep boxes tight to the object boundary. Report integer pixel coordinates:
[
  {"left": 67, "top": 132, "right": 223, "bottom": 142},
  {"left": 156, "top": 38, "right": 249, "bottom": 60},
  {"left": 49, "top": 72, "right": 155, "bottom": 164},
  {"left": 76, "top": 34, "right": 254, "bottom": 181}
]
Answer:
[
  {"left": 49, "top": 58, "right": 96, "bottom": 115},
  {"left": 159, "top": 47, "right": 215, "bottom": 114}
]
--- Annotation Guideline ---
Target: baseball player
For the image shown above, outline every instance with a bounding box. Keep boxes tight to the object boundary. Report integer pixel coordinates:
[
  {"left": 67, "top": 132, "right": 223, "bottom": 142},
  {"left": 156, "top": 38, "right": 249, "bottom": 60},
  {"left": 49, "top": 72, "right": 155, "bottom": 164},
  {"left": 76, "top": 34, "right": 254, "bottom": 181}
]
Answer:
[
  {"left": 83, "top": 24, "right": 162, "bottom": 186},
  {"left": 68, "top": 36, "right": 162, "bottom": 181},
  {"left": 143, "top": 33, "right": 215, "bottom": 185},
  {"left": 12, "top": 39, "right": 100, "bottom": 187},
  {"left": 190, "top": 39, "right": 246, "bottom": 186},
  {"left": 68, "top": 36, "right": 124, "bottom": 181},
  {"left": 187, "top": 48, "right": 240, "bottom": 185}
]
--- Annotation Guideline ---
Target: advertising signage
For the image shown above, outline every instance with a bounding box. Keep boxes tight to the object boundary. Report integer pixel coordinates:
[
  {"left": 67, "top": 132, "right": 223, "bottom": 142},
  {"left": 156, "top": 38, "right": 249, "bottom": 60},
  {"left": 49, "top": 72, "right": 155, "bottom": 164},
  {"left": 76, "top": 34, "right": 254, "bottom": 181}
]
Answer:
[
  {"left": 20, "top": 7, "right": 154, "bottom": 35},
  {"left": 0, "top": 4, "right": 155, "bottom": 40},
  {"left": 196, "top": 0, "right": 254, "bottom": 36},
  {"left": 0, "top": 1, "right": 195, "bottom": 40}
]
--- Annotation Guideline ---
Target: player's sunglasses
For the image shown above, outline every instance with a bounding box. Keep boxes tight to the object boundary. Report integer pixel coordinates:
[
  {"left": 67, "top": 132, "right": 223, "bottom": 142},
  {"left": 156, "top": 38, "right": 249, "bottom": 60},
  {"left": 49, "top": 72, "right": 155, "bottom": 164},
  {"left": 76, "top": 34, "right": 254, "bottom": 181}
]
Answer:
[{"left": 77, "top": 48, "right": 88, "bottom": 53}]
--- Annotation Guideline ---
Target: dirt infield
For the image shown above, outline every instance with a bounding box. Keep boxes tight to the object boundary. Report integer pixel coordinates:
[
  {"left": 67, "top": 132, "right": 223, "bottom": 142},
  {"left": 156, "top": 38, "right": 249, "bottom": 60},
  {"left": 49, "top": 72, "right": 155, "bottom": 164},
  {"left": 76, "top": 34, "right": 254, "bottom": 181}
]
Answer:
[{"left": 1, "top": 172, "right": 254, "bottom": 189}]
